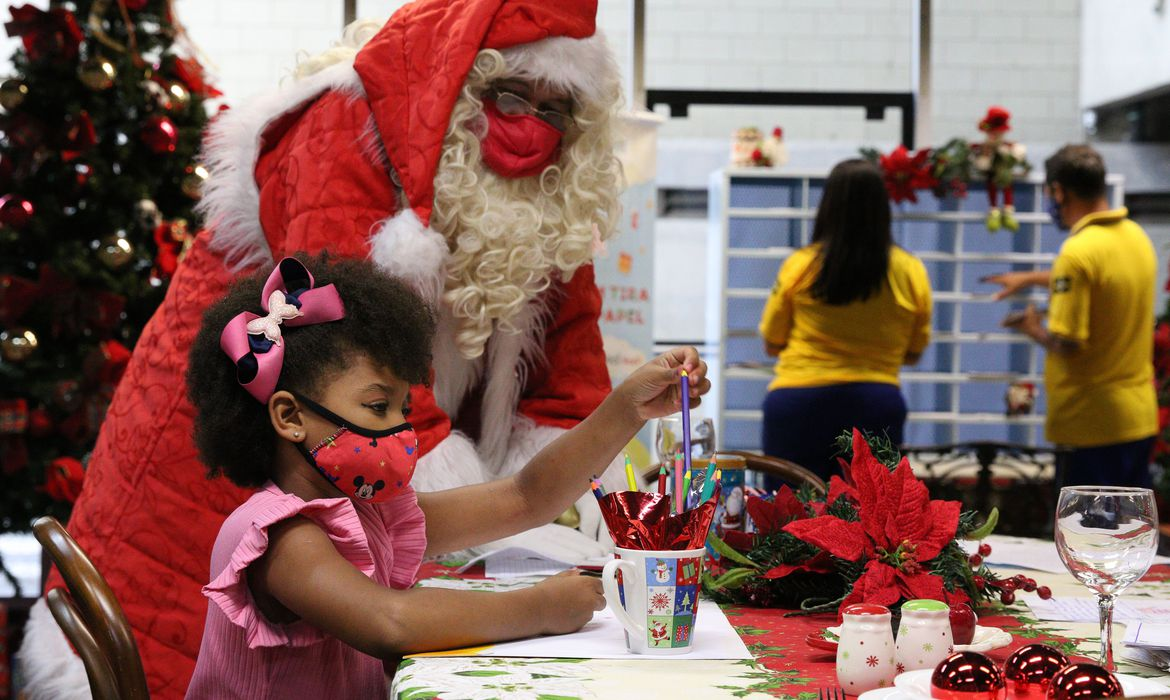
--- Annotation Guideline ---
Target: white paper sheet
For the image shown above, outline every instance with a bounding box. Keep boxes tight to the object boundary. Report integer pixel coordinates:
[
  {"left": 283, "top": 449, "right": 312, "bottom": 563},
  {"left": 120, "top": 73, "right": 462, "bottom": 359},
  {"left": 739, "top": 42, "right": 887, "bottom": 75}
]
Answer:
[
  {"left": 409, "top": 600, "right": 753, "bottom": 660},
  {"left": 960, "top": 535, "right": 1170, "bottom": 574},
  {"left": 453, "top": 547, "right": 612, "bottom": 579},
  {"left": 1124, "top": 622, "right": 1170, "bottom": 650},
  {"left": 1018, "top": 593, "right": 1170, "bottom": 624}
]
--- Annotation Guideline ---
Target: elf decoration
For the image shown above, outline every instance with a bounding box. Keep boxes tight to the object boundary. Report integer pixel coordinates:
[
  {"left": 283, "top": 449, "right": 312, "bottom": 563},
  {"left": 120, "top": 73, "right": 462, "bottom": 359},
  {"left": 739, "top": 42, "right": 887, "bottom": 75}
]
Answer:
[
  {"left": 974, "top": 106, "right": 1031, "bottom": 232},
  {"left": 0, "top": 0, "right": 217, "bottom": 532},
  {"left": 861, "top": 107, "right": 1031, "bottom": 232},
  {"left": 703, "top": 429, "right": 1050, "bottom": 615}
]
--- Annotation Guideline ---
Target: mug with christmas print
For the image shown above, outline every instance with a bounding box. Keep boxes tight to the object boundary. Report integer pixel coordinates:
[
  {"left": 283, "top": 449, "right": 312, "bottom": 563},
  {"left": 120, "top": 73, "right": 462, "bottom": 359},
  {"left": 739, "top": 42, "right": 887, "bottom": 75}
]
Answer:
[{"left": 601, "top": 546, "right": 705, "bottom": 654}]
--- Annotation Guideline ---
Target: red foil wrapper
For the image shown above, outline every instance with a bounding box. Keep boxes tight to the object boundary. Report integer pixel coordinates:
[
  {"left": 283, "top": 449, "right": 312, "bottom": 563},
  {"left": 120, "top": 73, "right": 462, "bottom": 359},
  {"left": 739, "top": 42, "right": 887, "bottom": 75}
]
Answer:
[{"left": 598, "top": 489, "right": 718, "bottom": 550}]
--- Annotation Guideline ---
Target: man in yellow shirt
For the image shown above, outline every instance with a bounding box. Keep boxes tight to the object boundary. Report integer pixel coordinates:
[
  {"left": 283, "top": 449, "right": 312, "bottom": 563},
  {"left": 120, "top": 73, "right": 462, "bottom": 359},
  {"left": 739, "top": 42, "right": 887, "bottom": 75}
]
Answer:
[{"left": 991, "top": 145, "right": 1157, "bottom": 487}]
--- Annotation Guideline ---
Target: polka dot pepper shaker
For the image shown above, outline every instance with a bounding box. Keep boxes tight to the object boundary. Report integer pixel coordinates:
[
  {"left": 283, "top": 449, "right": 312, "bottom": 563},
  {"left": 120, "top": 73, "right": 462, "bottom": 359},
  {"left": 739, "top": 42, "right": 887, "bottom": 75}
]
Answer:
[
  {"left": 895, "top": 598, "right": 954, "bottom": 673},
  {"left": 836, "top": 603, "right": 896, "bottom": 693}
]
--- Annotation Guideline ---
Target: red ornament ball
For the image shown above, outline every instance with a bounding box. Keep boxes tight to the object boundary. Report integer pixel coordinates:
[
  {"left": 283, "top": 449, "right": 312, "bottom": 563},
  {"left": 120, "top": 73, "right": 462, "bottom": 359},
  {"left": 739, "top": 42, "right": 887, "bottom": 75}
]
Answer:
[
  {"left": 1003, "top": 644, "right": 1069, "bottom": 698},
  {"left": 931, "top": 651, "right": 1006, "bottom": 700},
  {"left": 140, "top": 115, "right": 178, "bottom": 154},
  {"left": 978, "top": 543, "right": 992, "bottom": 557},
  {"left": 1045, "top": 663, "right": 1122, "bottom": 700},
  {"left": 28, "top": 407, "right": 53, "bottom": 438},
  {"left": 0, "top": 194, "right": 34, "bottom": 229}
]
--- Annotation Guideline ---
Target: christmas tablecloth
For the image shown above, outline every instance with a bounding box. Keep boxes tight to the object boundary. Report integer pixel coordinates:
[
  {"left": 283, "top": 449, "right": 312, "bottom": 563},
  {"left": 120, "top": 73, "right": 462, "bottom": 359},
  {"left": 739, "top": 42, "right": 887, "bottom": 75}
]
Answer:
[{"left": 390, "top": 547, "right": 1170, "bottom": 699}]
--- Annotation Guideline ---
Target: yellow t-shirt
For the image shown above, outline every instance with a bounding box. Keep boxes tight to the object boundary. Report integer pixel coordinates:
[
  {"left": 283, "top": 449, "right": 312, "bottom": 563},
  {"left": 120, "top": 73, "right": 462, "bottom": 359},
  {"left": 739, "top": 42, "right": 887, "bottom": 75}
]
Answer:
[
  {"left": 1044, "top": 208, "right": 1158, "bottom": 447},
  {"left": 758, "top": 245, "right": 932, "bottom": 390}
]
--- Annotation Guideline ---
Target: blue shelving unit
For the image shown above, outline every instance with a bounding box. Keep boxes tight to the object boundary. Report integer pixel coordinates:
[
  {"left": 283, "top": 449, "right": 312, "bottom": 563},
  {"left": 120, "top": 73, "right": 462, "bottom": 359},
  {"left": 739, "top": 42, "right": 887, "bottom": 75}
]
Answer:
[{"left": 708, "top": 167, "right": 1125, "bottom": 452}]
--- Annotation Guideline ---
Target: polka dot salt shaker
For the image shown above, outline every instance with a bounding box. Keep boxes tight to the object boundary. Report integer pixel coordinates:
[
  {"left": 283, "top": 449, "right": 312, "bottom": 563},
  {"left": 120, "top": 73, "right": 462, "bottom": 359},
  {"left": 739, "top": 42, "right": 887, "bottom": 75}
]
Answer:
[
  {"left": 836, "top": 603, "right": 896, "bottom": 694},
  {"left": 895, "top": 599, "right": 954, "bottom": 673}
]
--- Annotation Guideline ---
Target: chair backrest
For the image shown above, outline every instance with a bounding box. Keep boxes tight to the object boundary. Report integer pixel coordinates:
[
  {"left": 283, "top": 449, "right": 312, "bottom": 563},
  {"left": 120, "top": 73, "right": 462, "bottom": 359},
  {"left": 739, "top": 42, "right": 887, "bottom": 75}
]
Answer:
[
  {"left": 721, "top": 450, "right": 828, "bottom": 498},
  {"left": 33, "top": 516, "right": 149, "bottom": 700},
  {"left": 639, "top": 452, "right": 828, "bottom": 498}
]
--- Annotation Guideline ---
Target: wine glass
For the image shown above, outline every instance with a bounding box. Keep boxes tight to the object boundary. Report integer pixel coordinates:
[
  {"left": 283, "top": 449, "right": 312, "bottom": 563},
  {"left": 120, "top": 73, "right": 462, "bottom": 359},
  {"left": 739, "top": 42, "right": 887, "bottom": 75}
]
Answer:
[
  {"left": 1054, "top": 486, "right": 1158, "bottom": 669},
  {"left": 654, "top": 416, "right": 715, "bottom": 465}
]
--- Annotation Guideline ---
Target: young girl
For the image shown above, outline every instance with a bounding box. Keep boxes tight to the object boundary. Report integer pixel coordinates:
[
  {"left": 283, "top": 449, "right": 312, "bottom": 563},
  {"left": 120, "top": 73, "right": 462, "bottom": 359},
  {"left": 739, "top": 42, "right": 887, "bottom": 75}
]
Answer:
[{"left": 183, "top": 255, "right": 708, "bottom": 699}]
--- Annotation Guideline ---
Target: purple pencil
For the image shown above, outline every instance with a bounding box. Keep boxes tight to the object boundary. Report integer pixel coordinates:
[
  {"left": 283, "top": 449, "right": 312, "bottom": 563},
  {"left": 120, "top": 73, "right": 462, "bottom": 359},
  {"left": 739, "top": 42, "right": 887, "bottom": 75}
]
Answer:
[{"left": 680, "top": 370, "right": 692, "bottom": 479}]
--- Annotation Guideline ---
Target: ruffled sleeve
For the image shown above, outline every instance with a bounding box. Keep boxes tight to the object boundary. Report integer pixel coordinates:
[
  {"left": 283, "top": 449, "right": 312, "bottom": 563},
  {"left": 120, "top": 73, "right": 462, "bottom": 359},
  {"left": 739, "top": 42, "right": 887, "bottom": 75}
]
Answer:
[
  {"left": 203, "top": 490, "right": 374, "bottom": 649},
  {"left": 373, "top": 486, "right": 428, "bottom": 590}
]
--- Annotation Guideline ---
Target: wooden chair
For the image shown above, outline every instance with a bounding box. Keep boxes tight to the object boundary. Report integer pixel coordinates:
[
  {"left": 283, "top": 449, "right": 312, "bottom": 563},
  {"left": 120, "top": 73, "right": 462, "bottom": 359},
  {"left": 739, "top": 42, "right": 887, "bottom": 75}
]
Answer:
[
  {"left": 32, "top": 516, "right": 149, "bottom": 700},
  {"left": 639, "top": 451, "right": 828, "bottom": 498}
]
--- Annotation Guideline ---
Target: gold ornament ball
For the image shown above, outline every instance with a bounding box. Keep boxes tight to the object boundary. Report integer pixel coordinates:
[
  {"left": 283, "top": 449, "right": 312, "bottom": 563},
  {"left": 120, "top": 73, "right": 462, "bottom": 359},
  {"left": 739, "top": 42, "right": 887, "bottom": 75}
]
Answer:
[
  {"left": 181, "top": 164, "right": 209, "bottom": 199},
  {"left": 166, "top": 82, "right": 190, "bottom": 111},
  {"left": 78, "top": 57, "right": 117, "bottom": 91},
  {"left": 0, "top": 79, "right": 29, "bottom": 111},
  {"left": 0, "top": 327, "right": 38, "bottom": 362},
  {"left": 98, "top": 235, "right": 134, "bottom": 269}
]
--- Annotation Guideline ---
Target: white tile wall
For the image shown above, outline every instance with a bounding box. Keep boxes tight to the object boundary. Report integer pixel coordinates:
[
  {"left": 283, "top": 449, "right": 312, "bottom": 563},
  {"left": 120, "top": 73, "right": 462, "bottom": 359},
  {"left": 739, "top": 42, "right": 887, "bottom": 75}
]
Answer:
[{"left": 0, "top": 1, "right": 1083, "bottom": 144}]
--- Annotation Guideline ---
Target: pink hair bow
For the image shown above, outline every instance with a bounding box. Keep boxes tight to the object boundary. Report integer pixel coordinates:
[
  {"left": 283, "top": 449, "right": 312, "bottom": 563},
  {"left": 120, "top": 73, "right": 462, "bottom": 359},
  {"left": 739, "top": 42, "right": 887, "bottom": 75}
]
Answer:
[{"left": 220, "top": 258, "right": 345, "bottom": 403}]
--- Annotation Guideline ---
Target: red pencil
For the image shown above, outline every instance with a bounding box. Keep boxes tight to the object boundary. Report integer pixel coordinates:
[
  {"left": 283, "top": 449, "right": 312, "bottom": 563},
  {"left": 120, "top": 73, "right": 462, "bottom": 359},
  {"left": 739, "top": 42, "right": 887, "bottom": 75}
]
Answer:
[{"left": 657, "top": 465, "right": 667, "bottom": 495}]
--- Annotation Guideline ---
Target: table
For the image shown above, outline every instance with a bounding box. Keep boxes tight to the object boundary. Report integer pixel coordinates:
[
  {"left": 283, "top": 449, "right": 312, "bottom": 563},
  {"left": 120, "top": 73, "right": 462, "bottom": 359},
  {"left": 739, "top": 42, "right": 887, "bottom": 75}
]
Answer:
[{"left": 390, "top": 543, "right": 1170, "bottom": 700}]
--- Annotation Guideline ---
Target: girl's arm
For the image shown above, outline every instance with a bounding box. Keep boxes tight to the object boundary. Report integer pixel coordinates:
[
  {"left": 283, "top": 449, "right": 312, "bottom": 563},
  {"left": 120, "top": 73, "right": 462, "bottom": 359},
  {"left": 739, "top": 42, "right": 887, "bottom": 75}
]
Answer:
[
  {"left": 417, "top": 347, "right": 710, "bottom": 556},
  {"left": 251, "top": 516, "right": 604, "bottom": 658}
]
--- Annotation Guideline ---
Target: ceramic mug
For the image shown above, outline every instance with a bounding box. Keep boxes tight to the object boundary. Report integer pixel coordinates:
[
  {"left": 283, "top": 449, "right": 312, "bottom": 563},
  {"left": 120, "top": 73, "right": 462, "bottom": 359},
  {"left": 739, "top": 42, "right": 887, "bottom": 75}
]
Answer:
[
  {"left": 895, "top": 598, "right": 955, "bottom": 673},
  {"left": 837, "top": 603, "right": 897, "bottom": 693},
  {"left": 601, "top": 546, "right": 705, "bottom": 655}
]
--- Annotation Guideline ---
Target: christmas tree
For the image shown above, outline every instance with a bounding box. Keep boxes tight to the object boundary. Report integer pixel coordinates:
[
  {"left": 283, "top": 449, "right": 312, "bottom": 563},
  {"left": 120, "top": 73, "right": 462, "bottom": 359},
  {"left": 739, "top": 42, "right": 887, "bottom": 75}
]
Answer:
[{"left": 0, "top": 0, "right": 218, "bottom": 533}]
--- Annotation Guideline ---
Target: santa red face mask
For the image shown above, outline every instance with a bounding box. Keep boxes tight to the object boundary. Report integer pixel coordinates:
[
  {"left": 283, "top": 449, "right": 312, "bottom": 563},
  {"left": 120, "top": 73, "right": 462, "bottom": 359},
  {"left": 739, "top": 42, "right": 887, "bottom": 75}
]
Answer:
[
  {"left": 293, "top": 393, "right": 418, "bottom": 503},
  {"left": 480, "top": 99, "right": 564, "bottom": 179}
]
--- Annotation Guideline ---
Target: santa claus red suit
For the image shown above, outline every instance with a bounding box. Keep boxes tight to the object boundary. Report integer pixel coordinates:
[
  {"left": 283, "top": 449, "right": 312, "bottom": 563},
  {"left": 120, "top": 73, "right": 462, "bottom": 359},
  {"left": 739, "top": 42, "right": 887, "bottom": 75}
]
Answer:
[{"left": 18, "top": 2, "right": 627, "bottom": 697}]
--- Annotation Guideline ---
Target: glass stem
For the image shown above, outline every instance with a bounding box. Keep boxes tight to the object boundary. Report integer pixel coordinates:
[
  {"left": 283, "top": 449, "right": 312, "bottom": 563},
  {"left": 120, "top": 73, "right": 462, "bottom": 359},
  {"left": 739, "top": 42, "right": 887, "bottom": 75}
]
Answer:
[{"left": 1098, "top": 593, "right": 1115, "bottom": 670}]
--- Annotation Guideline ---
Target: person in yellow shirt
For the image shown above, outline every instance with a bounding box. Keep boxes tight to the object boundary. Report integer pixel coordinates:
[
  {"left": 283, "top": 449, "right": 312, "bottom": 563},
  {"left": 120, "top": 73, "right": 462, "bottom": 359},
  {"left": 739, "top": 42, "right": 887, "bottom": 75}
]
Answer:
[
  {"left": 758, "top": 159, "right": 932, "bottom": 480},
  {"left": 991, "top": 144, "right": 1157, "bottom": 487}
]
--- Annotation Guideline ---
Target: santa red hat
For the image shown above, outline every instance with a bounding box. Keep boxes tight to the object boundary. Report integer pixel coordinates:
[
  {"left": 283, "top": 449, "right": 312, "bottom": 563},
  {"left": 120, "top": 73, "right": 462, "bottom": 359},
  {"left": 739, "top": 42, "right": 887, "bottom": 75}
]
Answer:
[
  {"left": 355, "top": 0, "right": 614, "bottom": 301},
  {"left": 199, "top": 0, "right": 616, "bottom": 303},
  {"left": 978, "top": 106, "right": 1011, "bottom": 134}
]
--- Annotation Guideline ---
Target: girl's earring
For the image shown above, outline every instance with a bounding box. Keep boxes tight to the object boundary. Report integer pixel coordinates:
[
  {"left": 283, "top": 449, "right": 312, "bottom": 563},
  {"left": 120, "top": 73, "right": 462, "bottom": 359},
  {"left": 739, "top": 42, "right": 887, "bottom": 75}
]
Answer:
[{"left": 293, "top": 431, "right": 301, "bottom": 439}]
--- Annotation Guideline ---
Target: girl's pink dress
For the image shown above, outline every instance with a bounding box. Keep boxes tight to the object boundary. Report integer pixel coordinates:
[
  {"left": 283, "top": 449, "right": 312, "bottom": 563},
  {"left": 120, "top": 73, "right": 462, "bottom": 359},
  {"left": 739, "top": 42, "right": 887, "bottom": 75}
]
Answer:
[{"left": 184, "top": 483, "right": 427, "bottom": 699}]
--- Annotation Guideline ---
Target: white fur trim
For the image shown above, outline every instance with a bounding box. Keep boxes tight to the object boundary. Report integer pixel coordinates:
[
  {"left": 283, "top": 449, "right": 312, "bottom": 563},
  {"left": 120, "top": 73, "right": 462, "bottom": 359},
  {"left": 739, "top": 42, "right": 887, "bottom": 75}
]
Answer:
[
  {"left": 431, "top": 309, "right": 484, "bottom": 418},
  {"left": 368, "top": 209, "right": 449, "bottom": 306},
  {"left": 199, "top": 62, "right": 366, "bottom": 271},
  {"left": 499, "top": 33, "right": 619, "bottom": 106},
  {"left": 15, "top": 598, "right": 92, "bottom": 700},
  {"left": 411, "top": 431, "right": 486, "bottom": 493},
  {"left": 476, "top": 300, "right": 551, "bottom": 470}
]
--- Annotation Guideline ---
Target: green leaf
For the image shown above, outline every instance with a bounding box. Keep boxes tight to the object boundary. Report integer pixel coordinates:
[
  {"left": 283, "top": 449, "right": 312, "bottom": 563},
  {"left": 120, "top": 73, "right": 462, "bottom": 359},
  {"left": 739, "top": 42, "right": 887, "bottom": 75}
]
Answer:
[
  {"left": 966, "top": 507, "right": 999, "bottom": 540},
  {"left": 707, "top": 532, "right": 762, "bottom": 569},
  {"left": 453, "top": 670, "right": 511, "bottom": 677},
  {"left": 712, "top": 567, "right": 759, "bottom": 589}
]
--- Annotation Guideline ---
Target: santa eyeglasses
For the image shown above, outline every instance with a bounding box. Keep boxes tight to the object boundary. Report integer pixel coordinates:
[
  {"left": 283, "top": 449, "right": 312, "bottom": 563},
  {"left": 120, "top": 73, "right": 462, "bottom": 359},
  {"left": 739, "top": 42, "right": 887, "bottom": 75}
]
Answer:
[{"left": 486, "top": 89, "right": 574, "bottom": 132}]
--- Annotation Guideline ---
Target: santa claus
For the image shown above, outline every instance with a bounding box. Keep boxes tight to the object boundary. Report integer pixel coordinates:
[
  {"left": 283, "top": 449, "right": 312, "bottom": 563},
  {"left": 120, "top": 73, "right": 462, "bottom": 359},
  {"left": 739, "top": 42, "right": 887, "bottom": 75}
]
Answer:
[{"left": 18, "top": 1, "right": 628, "bottom": 697}]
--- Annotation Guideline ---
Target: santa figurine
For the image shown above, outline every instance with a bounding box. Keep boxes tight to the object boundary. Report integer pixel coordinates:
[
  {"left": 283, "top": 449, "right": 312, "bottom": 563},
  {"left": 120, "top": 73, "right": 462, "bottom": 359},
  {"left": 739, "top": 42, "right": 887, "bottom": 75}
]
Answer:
[
  {"left": 972, "top": 106, "right": 1031, "bottom": 232},
  {"left": 19, "top": 1, "right": 629, "bottom": 697}
]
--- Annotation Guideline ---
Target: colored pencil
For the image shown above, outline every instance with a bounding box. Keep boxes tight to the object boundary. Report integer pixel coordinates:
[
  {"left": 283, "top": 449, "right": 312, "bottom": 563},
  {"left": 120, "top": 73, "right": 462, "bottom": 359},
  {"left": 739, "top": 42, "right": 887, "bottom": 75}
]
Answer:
[
  {"left": 590, "top": 477, "right": 606, "bottom": 500},
  {"left": 680, "top": 370, "right": 693, "bottom": 479},
  {"left": 657, "top": 465, "right": 667, "bottom": 495},
  {"left": 624, "top": 453, "right": 638, "bottom": 492},
  {"left": 681, "top": 471, "right": 692, "bottom": 511},
  {"left": 698, "top": 456, "right": 718, "bottom": 502}
]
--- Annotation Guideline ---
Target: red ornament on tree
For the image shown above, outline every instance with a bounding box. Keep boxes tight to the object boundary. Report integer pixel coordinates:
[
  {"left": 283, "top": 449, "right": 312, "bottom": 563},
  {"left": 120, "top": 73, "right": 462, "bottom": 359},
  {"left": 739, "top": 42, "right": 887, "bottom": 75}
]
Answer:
[
  {"left": 60, "top": 110, "right": 97, "bottom": 161},
  {"left": 0, "top": 194, "right": 34, "bottom": 229},
  {"left": 140, "top": 115, "right": 178, "bottom": 154},
  {"left": 124, "top": 0, "right": 149, "bottom": 10},
  {"left": 27, "top": 407, "right": 52, "bottom": 438},
  {"left": 43, "top": 456, "right": 85, "bottom": 503},
  {"left": 4, "top": 5, "right": 84, "bottom": 64}
]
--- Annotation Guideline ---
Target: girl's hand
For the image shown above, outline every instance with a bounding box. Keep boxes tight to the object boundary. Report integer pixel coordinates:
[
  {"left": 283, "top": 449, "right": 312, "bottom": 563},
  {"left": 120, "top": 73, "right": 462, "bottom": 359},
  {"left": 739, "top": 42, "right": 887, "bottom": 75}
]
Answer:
[
  {"left": 616, "top": 346, "right": 710, "bottom": 421},
  {"left": 533, "top": 570, "right": 605, "bottom": 635}
]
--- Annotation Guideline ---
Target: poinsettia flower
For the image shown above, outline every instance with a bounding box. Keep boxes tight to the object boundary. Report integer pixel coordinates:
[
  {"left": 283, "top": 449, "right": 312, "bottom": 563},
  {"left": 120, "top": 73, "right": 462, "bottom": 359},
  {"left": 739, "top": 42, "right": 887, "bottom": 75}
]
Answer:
[
  {"left": 783, "top": 429, "right": 965, "bottom": 610},
  {"left": 879, "top": 146, "right": 938, "bottom": 204},
  {"left": 747, "top": 486, "right": 806, "bottom": 536},
  {"left": 762, "top": 550, "right": 834, "bottom": 580},
  {"left": 827, "top": 474, "right": 859, "bottom": 505}
]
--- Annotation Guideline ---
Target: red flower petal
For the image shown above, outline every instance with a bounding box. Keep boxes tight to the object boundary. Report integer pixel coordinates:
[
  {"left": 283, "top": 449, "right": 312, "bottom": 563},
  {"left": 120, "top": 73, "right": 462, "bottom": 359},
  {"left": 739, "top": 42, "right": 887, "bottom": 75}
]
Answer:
[
  {"left": 784, "top": 515, "right": 871, "bottom": 561},
  {"left": 747, "top": 486, "right": 806, "bottom": 536}
]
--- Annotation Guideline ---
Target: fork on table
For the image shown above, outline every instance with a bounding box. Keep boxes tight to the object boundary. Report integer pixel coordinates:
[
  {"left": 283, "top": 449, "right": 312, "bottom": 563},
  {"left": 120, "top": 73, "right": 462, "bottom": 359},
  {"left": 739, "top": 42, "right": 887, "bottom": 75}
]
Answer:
[{"left": 819, "top": 687, "right": 846, "bottom": 700}]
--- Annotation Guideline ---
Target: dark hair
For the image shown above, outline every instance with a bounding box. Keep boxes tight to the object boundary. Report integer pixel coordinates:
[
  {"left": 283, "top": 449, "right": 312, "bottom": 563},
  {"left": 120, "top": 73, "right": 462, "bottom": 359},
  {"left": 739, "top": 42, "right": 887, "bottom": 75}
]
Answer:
[
  {"left": 186, "top": 253, "right": 436, "bottom": 488},
  {"left": 809, "top": 159, "right": 893, "bottom": 305},
  {"left": 1044, "top": 144, "right": 1106, "bottom": 201}
]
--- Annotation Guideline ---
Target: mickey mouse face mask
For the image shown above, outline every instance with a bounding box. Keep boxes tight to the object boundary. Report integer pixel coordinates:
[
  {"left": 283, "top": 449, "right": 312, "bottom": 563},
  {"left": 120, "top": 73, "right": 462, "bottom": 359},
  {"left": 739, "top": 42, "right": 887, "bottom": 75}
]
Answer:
[{"left": 292, "top": 393, "right": 418, "bottom": 503}]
